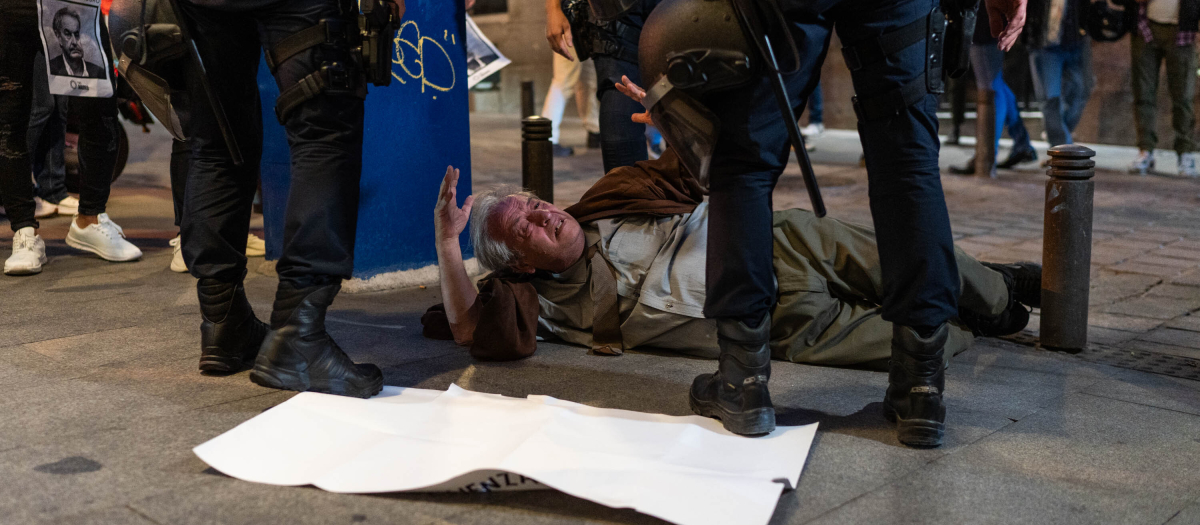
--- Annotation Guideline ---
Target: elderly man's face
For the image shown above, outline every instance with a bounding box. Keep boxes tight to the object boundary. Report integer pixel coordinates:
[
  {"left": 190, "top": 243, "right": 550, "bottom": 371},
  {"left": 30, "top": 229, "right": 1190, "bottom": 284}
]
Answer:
[
  {"left": 56, "top": 16, "right": 83, "bottom": 60},
  {"left": 490, "top": 195, "right": 585, "bottom": 273}
]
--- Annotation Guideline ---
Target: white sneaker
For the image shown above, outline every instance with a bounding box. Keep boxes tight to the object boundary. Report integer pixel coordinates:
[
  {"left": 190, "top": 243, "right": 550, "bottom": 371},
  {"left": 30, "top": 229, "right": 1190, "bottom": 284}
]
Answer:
[
  {"left": 1129, "top": 150, "right": 1155, "bottom": 175},
  {"left": 33, "top": 197, "right": 57, "bottom": 218},
  {"left": 65, "top": 213, "right": 143, "bottom": 262},
  {"left": 169, "top": 235, "right": 188, "bottom": 273},
  {"left": 4, "top": 227, "right": 47, "bottom": 275},
  {"left": 1179, "top": 152, "right": 1200, "bottom": 177},
  {"left": 55, "top": 195, "right": 79, "bottom": 216},
  {"left": 246, "top": 233, "right": 266, "bottom": 257},
  {"left": 800, "top": 122, "right": 825, "bottom": 138}
]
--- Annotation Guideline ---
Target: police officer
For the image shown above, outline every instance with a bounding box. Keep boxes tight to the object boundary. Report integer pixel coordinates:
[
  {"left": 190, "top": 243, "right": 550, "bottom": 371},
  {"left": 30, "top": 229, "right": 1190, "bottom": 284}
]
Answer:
[
  {"left": 161, "top": 0, "right": 406, "bottom": 398},
  {"left": 546, "top": 0, "right": 661, "bottom": 172},
  {"left": 633, "top": 0, "right": 1027, "bottom": 446}
]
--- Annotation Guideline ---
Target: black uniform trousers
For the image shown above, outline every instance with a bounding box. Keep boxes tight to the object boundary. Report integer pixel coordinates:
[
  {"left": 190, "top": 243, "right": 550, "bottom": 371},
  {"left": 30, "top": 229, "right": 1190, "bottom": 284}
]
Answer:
[
  {"left": 177, "top": 0, "right": 363, "bottom": 287},
  {"left": 704, "top": 0, "right": 960, "bottom": 330},
  {"left": 0, "top": 0, "right": 118, "bottom": 231}
]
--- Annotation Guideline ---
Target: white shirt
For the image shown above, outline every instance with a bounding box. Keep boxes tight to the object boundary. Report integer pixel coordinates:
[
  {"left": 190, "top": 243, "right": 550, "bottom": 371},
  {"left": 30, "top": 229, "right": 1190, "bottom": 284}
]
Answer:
[{"left": 1147, "top": 0, "right": 1180, "bottom": 25}]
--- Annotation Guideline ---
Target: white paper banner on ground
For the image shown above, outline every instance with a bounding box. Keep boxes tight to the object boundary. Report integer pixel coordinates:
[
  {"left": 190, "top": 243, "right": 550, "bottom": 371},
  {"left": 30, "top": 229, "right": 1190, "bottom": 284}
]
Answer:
[
  {"left": 464, "top": 16, "right": 510, "bottom": 89},
  {"left": 194, "top": 384, "right": 818, "bottom": 525},
  {"left": 37, "top": 0, "right": 114, "bottom": 97}
]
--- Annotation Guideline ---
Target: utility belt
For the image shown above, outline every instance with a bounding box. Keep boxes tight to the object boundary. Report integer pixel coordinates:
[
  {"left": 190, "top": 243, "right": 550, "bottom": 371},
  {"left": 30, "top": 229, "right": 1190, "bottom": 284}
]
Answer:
[
  {"left": 841, "top": 0, "right": 978, "bottom": 122},
  {"left": 265, "top": 0, "right": 397, "bottom": 122},
  {"left": 563, "top": 0, "right": 640, "bottom": 63}
]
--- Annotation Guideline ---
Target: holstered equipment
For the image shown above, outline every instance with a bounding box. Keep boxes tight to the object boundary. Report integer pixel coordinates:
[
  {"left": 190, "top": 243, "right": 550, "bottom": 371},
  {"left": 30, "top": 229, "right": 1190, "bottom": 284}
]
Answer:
[
  {"left": 563, "top": 0, "right": 641, "bottom": 64},
  {"left": 264, "top": 0, "right": 396, "bottom": 122},
  {"left": 845, "top": 5, "right": 947, "bottom": 123},
  {"left": 942, "top": 0, "right": 980, "bottom": 79}
]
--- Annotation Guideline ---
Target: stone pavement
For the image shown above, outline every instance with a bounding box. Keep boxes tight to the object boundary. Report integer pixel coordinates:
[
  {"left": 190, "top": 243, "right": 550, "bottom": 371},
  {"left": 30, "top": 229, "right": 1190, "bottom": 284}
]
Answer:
[{"left": 1, "top": 114, "right": 1198, "bottom": 525}]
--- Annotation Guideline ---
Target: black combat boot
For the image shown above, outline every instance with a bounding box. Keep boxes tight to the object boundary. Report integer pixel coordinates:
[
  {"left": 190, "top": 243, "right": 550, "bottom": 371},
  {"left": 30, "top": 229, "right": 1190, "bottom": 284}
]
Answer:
[
  {"left": 885, "top": 324, "right": 948, "bottom": 448},
  {"left": 982, "top": 261, "right": 1042, "bottom": 308},
  {"left": 249, "top": 281, "right": 384, "bottom": 398},
  {"left": 689, "top": 315, "right": 775, "bottom": 435},
  {"left": 197, "top": 275, "right": 269, "bottom": 374},
  {"left": 959, "top": 267, "right": 1030, "bottom": 337}
]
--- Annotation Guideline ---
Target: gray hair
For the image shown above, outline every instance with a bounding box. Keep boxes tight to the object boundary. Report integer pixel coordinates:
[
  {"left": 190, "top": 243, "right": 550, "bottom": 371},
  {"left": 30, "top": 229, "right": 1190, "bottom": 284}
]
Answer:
[{"left": 470, "top": 185, "right": 535, "bottom": 273}]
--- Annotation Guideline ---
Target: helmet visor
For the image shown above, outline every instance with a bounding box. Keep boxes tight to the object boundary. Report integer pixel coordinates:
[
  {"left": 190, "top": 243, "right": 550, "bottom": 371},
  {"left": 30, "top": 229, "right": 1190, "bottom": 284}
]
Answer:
[{"left": 645, "top": 77, "right": 720, "bottom": 186}]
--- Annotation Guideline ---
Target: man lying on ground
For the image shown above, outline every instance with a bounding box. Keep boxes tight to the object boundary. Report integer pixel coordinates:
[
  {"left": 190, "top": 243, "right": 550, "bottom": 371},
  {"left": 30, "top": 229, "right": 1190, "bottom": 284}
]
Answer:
[{"left": 423, "top": 155, "right": 1041, "bottom": 367}]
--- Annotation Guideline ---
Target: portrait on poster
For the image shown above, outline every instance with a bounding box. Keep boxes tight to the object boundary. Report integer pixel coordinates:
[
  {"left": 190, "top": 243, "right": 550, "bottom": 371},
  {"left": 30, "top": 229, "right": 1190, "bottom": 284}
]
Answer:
[{"left": 37, "top": 0, "right": 114, "bottom": 97}]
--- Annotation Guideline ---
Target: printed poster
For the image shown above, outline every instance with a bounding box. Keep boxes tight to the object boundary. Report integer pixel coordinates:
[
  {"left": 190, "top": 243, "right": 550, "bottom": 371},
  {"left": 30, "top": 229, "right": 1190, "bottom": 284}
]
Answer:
[{"left": 37, "top": 0, "right": 114, "bottom": 97}]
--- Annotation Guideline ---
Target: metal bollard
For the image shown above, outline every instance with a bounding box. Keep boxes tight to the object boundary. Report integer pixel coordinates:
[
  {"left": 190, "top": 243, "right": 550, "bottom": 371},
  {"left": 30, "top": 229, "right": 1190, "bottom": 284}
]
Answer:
[
  {"left": 973, "top": 89, "right": 997, "bottom": 178},
  {"left": 520, "top": 81, "right": 536, "bottom": 119},
  {"left": 522, "top": 116, "right": 554, "bottom": 202},
  {"left": 1040, "top": 144, "right": 1096, "bottom": 352}
]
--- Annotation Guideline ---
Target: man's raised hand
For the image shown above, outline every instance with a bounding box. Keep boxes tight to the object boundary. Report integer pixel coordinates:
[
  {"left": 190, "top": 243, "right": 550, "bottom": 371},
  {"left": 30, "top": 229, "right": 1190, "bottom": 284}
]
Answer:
[
  {"left": 615, "top": 75, "right": 653, "bottom": 125},
  {"left": 985, "top": 0, "right": 1027, "bottom": 51},
  {"left": 435, "top": 166, "right": 474, "bottom": 244}
]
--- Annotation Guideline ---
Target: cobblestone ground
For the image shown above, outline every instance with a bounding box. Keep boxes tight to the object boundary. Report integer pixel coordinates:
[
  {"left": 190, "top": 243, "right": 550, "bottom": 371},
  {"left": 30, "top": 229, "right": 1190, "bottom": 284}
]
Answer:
[{"left": 0, "top": 114, "right": 1197, "bottom": 525}]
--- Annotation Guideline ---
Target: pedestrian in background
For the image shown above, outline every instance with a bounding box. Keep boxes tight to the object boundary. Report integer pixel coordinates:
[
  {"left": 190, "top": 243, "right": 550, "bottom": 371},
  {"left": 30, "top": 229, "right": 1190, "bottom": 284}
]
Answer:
[
  {"left": 1128, "top": 0, "right": 1199, "bottom": 176},
  {"left": 1026, "top": 0, "right": 1096, "bottom": 148},
  {"left": 951, "top": 4, "right": 1038, "bottom": 176},
  {"left": 541, "top": 53, "right": 601, "bottom": 157}
]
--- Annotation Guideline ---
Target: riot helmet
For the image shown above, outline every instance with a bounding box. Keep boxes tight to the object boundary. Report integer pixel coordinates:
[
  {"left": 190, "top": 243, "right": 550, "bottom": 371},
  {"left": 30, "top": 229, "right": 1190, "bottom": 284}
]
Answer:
[
  {"left": 638, "top": 0, "right": 825, "bottom": 216},
  {"left": 110, "top": 0, "right": 243, "bottom": 164}
]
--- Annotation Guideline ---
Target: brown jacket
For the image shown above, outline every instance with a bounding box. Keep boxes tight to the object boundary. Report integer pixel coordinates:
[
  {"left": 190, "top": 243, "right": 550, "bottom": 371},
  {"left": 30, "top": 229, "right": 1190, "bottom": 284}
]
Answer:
[{"left": 421, "top": 150, "right": 705, "bottom": 360}]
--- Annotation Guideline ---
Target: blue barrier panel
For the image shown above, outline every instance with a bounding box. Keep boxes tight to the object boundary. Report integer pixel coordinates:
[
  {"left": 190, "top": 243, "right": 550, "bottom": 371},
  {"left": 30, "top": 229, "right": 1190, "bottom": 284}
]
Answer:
[{"left": 257, "top": 2, "right": 472, "bottom": 277}]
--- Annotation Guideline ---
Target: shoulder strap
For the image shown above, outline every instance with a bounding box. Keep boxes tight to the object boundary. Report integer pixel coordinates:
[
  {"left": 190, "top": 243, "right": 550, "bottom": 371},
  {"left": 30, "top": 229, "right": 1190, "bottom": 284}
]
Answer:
[{"left": 587, "top": 244, "right": 624, "bottom": 356}]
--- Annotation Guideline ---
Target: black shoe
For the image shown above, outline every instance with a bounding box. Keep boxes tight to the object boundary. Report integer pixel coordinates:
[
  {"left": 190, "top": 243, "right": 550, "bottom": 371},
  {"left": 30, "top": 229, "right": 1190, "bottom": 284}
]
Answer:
[
  {"left": 997, "top": 147, "right": 1037, "bottom": 169},
  {"left": 197, "top": 275, "right": 269, "bottom": 374},
  {"left": 948, "top": 157, "right": 976, "bottom": 175},
  {"left": 587, "top": 132, "right": 601, "bottom": 149},
  {"left": 552, "top": 143, "right": 575, "bottom": 157},
  {"left": 885, "top": 324, "right": 947, "bottom": 448},
  {"left": 959, "top": 263, "right": 1032, "bottom": 337},
  {"left": 250, "top": 282, "right": 384, "bottom": 398},
  {"left": 982, "top": 261, "right": 1042, "bottom": 308},
  {"left": 689, "top": 316, "right": 775, "bottom": 435}
]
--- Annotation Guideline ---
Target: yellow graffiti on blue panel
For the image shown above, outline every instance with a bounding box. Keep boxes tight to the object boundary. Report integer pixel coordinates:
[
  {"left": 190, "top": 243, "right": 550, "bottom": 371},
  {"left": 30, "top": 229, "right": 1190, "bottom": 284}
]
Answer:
[{"left": 392, "top": 20, "right": 456, "bottom": 94}]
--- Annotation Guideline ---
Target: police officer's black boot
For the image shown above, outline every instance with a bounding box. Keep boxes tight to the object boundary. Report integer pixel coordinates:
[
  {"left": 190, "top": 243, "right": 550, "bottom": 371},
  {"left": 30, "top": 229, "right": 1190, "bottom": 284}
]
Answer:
[
  {"left": 689, "top": 315, "right": 775, "bottom": 435},
  {"left": 197, "top": 274, "right": 269, "bottom": 374},
  {"left": 885, "top": 324, "right": 948, "bottom": 448},
  {"left": 250, "top": 281, "right": 384, "bottom": 398}
]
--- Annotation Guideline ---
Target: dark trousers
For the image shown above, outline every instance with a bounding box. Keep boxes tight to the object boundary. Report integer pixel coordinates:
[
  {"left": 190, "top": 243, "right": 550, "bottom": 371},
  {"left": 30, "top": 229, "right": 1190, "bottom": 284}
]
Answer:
[
  {"left": 177, "top": 0, "right": 363, "bottom": 287},
  {"left": 29, "top": 50, "right": 70, "bottom": 205},
  {"left": 705, "top": 0, "right": 960, "bottom": 329},
  {"left": 594, "top": 55, "right": 648, "bottom": 172},
  {"left": 170, "top": 139, "right": 190, "bottom": 228},
  {"left": 0, "top": 0, "right": 117, "bottom": 231}
]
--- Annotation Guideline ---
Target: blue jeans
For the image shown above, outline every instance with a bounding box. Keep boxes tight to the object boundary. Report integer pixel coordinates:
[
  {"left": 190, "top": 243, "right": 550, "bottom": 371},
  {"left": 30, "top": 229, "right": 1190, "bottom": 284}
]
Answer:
[
  {"left": 594, "top": 55, "right": 648, "bottom": 172},
  {"left": 704, "top": 0, "right": 959, "bottom": 329},
  {"left": 807, "top": 83, "right": 824, "bottom": 124},
  {"left": 1029, "top": 40, "right": 1094, "bottom": 146},
  {"left": 970, "top": 44, "right": 1032, "bottom": 155}
]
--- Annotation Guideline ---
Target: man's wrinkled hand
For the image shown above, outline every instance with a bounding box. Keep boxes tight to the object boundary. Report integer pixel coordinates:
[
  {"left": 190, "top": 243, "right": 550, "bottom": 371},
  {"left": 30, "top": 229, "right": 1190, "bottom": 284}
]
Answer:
[
  {"left": 546, "top": 7, "right": 576, "bottom": 60},
  {"left": 435, "top": 166, "right": 475, "bottom": 244},
  {"left": 615, "top": 75, "right": 653, "bottom": 124},
  {"left": 985, "top": 0, "right": 1027, "bottom": 51}
]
